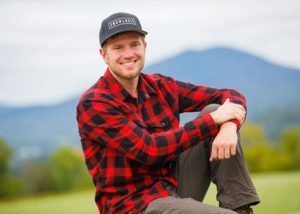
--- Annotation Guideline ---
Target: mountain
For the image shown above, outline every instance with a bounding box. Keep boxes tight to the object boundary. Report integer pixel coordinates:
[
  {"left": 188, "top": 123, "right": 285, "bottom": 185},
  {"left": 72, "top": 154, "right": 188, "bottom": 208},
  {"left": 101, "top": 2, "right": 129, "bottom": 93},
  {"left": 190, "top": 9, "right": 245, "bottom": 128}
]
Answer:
[
  {"left": 144, "top": 47, "right": 300, "bottom": 118},
  {"left": 0, "top": 47, "right": 299, "bottom": 161},
  {"left": 0, "top": 99, "right": 79, "bottom": 160}
]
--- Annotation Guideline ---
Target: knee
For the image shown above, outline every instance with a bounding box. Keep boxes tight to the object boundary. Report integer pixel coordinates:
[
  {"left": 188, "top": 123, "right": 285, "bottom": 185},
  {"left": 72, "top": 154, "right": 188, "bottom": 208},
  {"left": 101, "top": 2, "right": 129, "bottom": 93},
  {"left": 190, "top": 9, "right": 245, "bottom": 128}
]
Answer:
[{"left": 197, "top": 104, "right": 220, "bottom": 118}]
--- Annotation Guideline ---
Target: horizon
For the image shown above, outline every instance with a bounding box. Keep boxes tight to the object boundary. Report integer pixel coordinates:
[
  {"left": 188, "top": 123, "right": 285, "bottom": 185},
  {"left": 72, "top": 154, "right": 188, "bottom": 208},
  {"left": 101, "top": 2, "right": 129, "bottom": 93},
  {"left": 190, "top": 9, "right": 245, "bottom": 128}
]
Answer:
[{"left": 0, "top": 46, "right": 299, "bottom": 109}]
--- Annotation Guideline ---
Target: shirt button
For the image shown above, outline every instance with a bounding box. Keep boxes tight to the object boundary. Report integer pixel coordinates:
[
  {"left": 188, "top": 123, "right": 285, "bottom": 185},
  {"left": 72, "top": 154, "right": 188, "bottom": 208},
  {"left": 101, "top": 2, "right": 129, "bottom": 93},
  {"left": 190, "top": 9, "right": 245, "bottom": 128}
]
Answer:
[{"left": 161, "top": 122, "right": 166, "bottom": 126}]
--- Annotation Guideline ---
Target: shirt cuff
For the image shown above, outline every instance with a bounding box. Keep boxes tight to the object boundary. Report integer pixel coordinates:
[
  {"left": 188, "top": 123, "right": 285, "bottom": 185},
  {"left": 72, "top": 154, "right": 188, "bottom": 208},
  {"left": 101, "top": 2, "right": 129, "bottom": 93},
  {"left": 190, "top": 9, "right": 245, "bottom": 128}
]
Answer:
[
  {"left": 230, "top": 119, "right": 240, "bottom": 128},
  {"left": 193, "top": 113, "right": 219, "bottom": 138}
]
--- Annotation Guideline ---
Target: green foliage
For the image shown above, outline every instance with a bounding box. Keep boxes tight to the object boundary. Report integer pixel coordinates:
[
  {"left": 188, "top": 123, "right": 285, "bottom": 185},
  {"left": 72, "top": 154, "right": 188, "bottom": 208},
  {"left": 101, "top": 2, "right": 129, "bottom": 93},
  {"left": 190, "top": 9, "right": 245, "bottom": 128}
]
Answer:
[
  {"left": 240, "top": 123, "right": 278, "bottom": 172},
  {"left": 50, "top": 147, "right": 92, "bottom": 191},
  {"left": 17, "top": 146, "right": 92, "bottom": 195},
  {"left": 0, "top": 138, "right": 21, "bottom": 198},
  {"left": 0, "top": 138, "right": 12, "bottom": 175},
  {"left": 241, "top": 123, "right": 300, "bottom": 172},
  {"left": 0, "top": 175, "right": 21, "bottom": 198},
  {"left": 20, "top": 161, "right": 55, "bottom": 195},
  {"left": 279, "top": 126, "right": 300, "bottom": 170},
  {"left": 16, "top": 146, "right": 92, "bottom": 196}
]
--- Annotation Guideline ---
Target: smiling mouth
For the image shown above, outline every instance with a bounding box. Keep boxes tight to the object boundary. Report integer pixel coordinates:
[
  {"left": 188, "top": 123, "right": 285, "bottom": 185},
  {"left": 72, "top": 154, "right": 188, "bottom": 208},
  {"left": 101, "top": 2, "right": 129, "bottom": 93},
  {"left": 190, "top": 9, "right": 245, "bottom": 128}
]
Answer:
[{"left": 121, "top": 60, "right": 136, "bottom": 66}]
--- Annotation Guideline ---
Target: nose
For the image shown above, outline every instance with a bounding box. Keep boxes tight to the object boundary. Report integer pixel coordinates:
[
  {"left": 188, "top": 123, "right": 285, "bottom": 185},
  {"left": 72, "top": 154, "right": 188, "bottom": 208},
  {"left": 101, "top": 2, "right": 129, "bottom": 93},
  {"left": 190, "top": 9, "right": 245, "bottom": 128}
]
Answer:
[{"left": 122, "top": 46, "right": 134, "bottom": 59}]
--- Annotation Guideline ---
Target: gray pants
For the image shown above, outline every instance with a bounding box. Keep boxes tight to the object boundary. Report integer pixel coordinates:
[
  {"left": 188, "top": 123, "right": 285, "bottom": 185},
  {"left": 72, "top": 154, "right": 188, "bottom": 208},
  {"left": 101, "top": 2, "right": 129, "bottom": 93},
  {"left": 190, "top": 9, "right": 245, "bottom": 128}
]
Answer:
[{"left": 141, "top": 105, "right": 260, "bottom": 214}]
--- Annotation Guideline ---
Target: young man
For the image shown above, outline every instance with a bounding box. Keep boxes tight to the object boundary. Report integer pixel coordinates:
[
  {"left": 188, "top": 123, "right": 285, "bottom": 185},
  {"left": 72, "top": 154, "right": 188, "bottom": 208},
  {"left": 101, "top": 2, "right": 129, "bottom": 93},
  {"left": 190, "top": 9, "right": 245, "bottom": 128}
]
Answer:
[{"left": 76, "top": 12, "right": 260, "bottom": 214}]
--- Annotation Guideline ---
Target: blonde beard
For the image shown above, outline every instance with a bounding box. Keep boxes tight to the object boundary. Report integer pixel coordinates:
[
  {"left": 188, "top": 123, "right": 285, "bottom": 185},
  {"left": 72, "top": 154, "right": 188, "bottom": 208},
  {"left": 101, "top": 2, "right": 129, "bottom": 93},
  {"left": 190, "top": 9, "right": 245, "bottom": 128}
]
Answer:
[
  {"left": 112, "top": 70, "right": 140, "bottom": 80},
  {"left": 109, "top": 63, "right": 144, "bottom": 80}
]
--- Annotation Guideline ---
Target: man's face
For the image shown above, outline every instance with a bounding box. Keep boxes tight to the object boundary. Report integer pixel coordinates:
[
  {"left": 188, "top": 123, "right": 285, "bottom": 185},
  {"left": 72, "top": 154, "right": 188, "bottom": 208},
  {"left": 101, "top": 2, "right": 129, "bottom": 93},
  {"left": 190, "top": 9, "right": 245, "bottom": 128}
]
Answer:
[{"left": 100, "top": 32, "right": 147, "bottom": 81}]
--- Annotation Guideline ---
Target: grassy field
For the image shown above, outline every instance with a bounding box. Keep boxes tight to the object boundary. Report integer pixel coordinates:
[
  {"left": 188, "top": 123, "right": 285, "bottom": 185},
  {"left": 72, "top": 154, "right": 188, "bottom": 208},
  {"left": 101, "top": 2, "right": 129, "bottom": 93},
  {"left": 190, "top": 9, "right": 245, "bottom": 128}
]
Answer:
[{"left": 0, "top": 171, "right": 299, "bottom": 214}]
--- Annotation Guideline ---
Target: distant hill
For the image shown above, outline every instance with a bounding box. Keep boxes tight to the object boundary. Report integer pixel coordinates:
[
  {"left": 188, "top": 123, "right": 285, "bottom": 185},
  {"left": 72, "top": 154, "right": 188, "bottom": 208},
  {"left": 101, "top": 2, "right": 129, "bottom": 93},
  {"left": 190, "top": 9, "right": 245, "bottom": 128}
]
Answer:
[
  {"left": 0, "top": 99, "right": 79, "bottom": 160},
  {"left": 144, "top": 47, "right": 300, "bottom": 118},
  {"left": 0, "top": 47, "right": 299, "bottom": 161}
]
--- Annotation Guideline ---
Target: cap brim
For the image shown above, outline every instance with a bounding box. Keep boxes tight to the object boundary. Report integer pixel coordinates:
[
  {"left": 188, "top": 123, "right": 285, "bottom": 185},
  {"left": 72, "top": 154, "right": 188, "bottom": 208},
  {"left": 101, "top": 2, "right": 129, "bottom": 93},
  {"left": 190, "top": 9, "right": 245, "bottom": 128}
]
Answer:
[{"left": 101, "top": 29, "right": 148, "bottom": 47}]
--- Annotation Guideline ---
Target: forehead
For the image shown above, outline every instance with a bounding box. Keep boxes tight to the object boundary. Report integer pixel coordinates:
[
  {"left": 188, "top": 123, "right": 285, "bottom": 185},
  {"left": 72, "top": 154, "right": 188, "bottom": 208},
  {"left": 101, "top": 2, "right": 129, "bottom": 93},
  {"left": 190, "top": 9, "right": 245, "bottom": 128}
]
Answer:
[{"left": 105, "top": 32, "right": 143, "bottom": 45}]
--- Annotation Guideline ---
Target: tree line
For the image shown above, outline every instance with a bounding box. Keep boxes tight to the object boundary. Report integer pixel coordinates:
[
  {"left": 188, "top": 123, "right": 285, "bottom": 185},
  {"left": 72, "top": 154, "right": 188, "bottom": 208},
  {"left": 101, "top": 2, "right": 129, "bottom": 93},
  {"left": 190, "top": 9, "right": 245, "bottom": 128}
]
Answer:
[
  {"left": 240, "top": 123, "right": 300, "bottom": 172},
  {"left": 0, "top": 142, "right": 92, "bottom": 198},
  {"left": 0, "top": 122, "right": 299, "bottom": 199}
]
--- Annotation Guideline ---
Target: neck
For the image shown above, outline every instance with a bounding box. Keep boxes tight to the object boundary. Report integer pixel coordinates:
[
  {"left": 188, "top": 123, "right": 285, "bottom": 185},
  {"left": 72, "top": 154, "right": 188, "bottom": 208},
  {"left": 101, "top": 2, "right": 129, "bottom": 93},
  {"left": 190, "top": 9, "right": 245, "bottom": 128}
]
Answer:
[
  {"left": 110, "top": 71, "right": 139, "bottom": 98},
  {"left": 119, "top": 78, "right": 139, "bottom": 98}
]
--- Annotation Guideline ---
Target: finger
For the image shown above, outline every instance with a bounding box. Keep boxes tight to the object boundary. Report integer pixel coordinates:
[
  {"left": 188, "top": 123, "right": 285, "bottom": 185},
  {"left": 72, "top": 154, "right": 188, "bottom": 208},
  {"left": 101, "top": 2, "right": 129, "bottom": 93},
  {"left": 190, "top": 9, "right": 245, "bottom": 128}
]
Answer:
[
  {"left": 224, "top": 147, "right": 231, "bottom": 159},
  {"left": 239, "top": 110, "right": 246, "bottom": 124},
  {"left": 237, "top": 114, "right": 244, "bottom": 126},
  {"left": 236, "top": 104, "right": 245, "bottom": 112},
  {"left": 224, "top": 98, "right": 230, "bottom": 104},
  {"left": 232, "top": 103, "right": 246, "bottom": 116},
  {"left": 232, "top": 111, "right": 242, "bottom": 125},
  {"left": 210, "top": 145, "right": 218, "bottom": 162},
  {"left": 230, "top": 143, "right": 237, "bottom": 156},
  {"left": 218, "top": 147, "right": 225, "bottom": 160},
  {"left": 241, "top": 106, "right": 246, "bottom": 113},
  {"left": 240, "top": 114, "right": 245, "bottom": 125},
  {"left": 234, "top": 109, "right": 245, "bottom": 125}
]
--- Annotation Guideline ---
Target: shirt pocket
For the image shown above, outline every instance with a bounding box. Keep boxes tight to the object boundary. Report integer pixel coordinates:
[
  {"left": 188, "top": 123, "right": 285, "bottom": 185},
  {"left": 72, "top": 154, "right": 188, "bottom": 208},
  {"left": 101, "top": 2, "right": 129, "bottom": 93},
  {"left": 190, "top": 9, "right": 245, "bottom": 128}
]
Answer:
[{"left": 144, "top": 118, "right": 174, "bottom": 134}]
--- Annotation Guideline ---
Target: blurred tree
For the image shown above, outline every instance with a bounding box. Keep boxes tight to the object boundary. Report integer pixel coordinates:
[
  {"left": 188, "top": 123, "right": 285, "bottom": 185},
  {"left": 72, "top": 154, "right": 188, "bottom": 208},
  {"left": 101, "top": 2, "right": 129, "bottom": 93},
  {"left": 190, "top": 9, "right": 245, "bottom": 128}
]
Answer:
[
  {"left": 240, "top": 123, "right": 280, "bottom": 172},
  {"left": 0, "top": 138, "right": 21, "bottom": 197},
  {"left": 50, "top": 146, "right": 92, "bottom": 191},
  {"left": 280, "top": 126, "right": 300, "bottom": 170},
  {"left": 0, "top": 138, "right": 12, "bottom": 175},
  {"left": 20, "top": 160, "right": 55, "bottom": 194}
]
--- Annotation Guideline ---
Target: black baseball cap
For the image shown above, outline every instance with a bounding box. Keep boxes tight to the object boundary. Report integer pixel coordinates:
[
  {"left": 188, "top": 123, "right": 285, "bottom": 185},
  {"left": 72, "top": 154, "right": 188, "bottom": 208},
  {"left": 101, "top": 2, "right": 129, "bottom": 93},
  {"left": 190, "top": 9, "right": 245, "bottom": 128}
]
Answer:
[{"left": 99, "top": 12, "right": 148, "bottom": 47}]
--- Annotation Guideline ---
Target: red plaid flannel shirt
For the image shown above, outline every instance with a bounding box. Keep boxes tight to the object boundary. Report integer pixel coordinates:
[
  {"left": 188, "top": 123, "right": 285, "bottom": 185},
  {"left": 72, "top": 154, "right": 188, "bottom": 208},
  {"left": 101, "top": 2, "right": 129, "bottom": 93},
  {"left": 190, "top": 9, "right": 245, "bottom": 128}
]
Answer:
[{"left": 76, "top": 68, "right": 246, "bottom": 213}]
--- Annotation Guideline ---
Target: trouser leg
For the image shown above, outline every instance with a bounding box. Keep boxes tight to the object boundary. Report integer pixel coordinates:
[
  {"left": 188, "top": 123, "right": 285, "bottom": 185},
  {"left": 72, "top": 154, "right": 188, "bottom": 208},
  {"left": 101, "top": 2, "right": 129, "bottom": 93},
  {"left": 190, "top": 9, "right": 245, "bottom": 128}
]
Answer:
[
  {"left": 142, "top": 196, "right": 236, "bottom": 214},
  {"left": 176, "top": 104, "right": 260, "bottom": 210},
  {"left": 175, "top": 136, "right": 212, "bottom": 202}
]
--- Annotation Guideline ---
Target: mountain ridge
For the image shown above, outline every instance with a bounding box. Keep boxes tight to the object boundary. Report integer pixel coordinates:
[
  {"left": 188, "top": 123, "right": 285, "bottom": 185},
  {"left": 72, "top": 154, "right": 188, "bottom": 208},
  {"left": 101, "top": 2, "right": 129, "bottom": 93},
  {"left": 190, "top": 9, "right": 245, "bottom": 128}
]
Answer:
[{"left": 144, "top": 47, "right": 300, "bottom": 117}]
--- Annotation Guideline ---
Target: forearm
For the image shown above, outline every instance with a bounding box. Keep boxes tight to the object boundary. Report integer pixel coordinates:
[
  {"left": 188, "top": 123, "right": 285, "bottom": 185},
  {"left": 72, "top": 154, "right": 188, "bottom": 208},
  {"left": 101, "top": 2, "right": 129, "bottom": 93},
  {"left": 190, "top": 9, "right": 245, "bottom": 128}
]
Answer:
[
  {"left": 177, "top": 79, "right": 247, "bottom": 113},
  {"left": 209, "top": 98, "right": 246, "bottom": 127},
  {"left": 78, "top": 102, "right": 219, "bottom": 166}
]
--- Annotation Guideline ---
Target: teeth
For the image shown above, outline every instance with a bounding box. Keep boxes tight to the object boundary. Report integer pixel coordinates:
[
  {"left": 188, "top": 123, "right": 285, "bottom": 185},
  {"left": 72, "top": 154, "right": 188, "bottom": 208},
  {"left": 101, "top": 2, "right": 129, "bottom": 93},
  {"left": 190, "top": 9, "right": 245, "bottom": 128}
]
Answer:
[{"left": 122, "top": 61, "right": 135, "bottom": 65}]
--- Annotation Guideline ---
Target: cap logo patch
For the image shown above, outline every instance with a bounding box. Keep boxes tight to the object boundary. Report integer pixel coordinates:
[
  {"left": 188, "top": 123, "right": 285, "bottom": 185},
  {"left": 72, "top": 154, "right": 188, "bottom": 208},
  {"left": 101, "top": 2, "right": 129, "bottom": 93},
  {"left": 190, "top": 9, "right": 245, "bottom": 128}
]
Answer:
[{"left": 108, "top": 17, "right": 136, "bottom": 29}]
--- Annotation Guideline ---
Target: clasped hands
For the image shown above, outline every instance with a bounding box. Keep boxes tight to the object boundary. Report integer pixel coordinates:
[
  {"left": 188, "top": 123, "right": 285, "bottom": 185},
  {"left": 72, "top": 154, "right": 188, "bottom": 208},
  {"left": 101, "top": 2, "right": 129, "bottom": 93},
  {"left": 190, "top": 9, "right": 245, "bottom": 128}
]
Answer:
[{"left": 209, "top": 99, "right": 246, "bottom": 162}]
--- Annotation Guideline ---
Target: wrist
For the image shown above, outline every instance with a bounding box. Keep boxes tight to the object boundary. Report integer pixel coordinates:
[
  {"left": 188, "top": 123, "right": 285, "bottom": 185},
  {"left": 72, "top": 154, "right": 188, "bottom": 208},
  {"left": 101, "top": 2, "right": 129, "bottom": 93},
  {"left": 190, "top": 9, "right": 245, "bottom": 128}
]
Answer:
[
  {"left": 220, "top": 121, "right": 237, "bottom": 131},
  {"left": 209, "top": 112, "right": 219, "bottom": 125}
]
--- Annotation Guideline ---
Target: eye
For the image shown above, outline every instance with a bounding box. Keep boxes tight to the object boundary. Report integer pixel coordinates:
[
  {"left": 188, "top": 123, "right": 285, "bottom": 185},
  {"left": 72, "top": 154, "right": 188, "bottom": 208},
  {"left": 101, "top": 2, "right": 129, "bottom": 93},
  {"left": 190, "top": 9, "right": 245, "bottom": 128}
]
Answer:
[
  {"left": 113, "top": 46, "right": 122, "bottom": 50},
  {"left": 131, "top": 42, "right": 139, "bottom": 48}
]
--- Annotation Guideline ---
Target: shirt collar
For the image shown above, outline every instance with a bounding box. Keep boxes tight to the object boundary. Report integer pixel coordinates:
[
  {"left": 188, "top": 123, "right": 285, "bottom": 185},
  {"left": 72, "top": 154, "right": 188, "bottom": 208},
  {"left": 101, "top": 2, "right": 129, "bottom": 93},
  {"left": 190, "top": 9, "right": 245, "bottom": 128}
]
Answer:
[
  {"left": 102, "top": 68, "right": 156, "bottom": 102},
  {"left": 137, "top": 74, "right": 156, "bottom": 104}
]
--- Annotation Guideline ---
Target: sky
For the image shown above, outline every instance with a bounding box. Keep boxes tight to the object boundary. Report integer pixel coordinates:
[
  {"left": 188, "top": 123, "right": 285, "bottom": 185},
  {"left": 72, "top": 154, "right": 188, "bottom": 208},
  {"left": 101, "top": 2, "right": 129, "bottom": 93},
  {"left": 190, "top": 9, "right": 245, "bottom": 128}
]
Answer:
[{"left": 1, "top": 0, "right": 300, "bottom": 107}]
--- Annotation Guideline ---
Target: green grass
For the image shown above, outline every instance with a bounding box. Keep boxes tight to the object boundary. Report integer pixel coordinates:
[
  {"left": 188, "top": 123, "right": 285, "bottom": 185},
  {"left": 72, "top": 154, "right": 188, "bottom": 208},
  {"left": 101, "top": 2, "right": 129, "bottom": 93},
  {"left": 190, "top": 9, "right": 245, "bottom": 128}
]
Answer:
[
  {"left": 0, "top": 190, "right": 98, "bottom": 214},
  {"left": 0, "top": 171, "right": 300, "bottom": 214},
  {"left": 204, "top": 171, "right": 300, "bottom": 214}
]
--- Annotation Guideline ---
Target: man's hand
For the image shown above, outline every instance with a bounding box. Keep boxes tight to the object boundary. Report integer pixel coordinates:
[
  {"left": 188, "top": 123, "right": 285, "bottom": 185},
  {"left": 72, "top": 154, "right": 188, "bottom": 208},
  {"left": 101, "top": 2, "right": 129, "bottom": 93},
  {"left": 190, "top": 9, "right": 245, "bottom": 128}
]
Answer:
[
  {"left": 209, "top": 98, "right": 246, "bottom": 126},
  {"left": 209, "top": 122, "right": 238, "bottom": 162}
]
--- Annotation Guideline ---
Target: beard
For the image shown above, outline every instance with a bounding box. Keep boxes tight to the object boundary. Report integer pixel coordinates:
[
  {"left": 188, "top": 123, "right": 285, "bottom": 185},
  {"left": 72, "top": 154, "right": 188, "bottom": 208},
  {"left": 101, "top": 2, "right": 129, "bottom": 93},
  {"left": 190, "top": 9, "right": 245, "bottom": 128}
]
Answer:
[
  {"left": 112, "top": 68, "right": 141, "bottom": 80},
  {"left": 109, "top": 60, "right": 145, "bottom": 80}
]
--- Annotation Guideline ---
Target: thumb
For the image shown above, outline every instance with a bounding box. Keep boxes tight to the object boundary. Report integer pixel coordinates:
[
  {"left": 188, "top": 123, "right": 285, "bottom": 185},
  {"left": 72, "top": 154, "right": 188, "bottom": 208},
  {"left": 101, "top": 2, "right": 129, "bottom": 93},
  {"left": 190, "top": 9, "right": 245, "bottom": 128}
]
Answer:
[{"left": 224, "top": 98, "right": 230, "bottom": 104}]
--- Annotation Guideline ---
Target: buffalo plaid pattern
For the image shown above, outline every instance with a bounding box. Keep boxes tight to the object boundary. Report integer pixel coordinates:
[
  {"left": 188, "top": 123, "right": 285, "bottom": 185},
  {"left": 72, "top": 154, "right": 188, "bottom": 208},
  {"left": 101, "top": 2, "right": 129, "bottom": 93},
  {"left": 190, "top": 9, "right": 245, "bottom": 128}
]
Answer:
[{"left": 76, "top": 68, "right": 246, "bottom": 214}]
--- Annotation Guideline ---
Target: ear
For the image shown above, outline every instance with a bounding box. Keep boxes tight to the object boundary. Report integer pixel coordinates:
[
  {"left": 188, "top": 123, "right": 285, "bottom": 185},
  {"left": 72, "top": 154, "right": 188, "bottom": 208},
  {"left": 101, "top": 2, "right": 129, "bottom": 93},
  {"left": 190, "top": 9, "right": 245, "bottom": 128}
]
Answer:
[{"left": 99, "top": 48, "right": 109, "bottom": 64}]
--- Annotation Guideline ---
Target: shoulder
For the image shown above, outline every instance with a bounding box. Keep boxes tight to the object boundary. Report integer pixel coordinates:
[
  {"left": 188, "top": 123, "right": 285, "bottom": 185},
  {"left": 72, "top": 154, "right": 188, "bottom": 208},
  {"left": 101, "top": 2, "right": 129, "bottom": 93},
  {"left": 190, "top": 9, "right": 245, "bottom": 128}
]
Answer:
[
  {"left": 141, "top": 73, "right": 177, "bottom": 88},
  {"left": 77, "top": 77, "right": 115, "bottom": 107}
]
